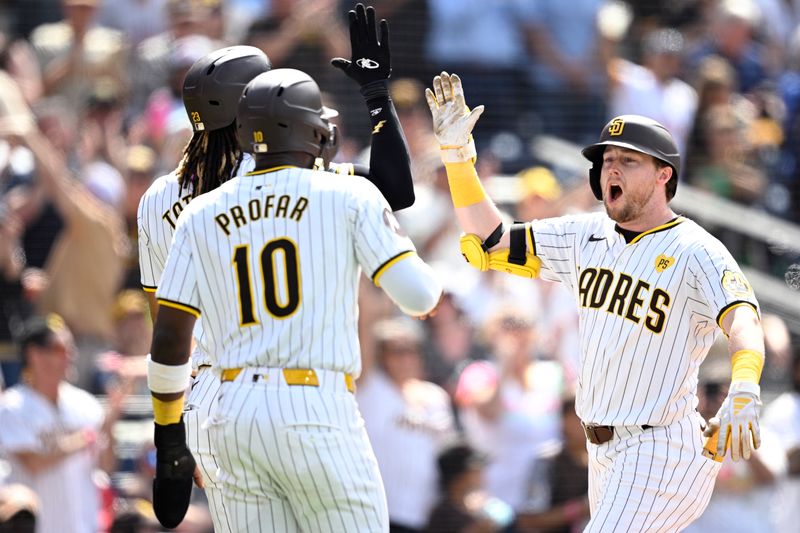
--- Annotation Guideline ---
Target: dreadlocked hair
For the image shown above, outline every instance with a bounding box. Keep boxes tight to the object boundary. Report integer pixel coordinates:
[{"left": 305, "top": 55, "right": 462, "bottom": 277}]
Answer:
[{"left": 176, "top": 122, "right": 243, "bottom": 198}]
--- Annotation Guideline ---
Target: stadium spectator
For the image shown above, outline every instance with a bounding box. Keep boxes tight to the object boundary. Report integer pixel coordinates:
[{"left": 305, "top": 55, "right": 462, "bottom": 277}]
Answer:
[
  {"left": 421, "top": 292, "right": 483, "bottom": 394},
  {"left": 522, "top": 0, "right": 611, "bottom": 145},
  {"left": 609, "top": 27, "right": 698, "bottom": 156},
  {"left": 244, "top": 0, "right": 364, "bottom": 137},
  {"left": 98, "top": 0, "right": 169, "bottom": 46},
  {"left": 91, "top": 290, "right": 151, "bottom": 396},
  {"left": 29, "top": 0, "right": 128, "bottom": 108},
  {"left": 128, "top": 0, "right": 217, "bottom": 116},
  {"left": 687, "top": 0, "right": 771, "bottom": 94},
  {"left": 426, "top": 0, "right": 531, "bottom": 151},
  {"left": 358, "top": 317, "right": 456, "bottom": 532},
  {"left": 455, "top": 306, "right": 563, "bottom": 511},
  {"left": 689, "top": 104, "right": 766, "bottom": 204},
  {"left": 0, "top": 314, "right": 124, "bottom": 533},
  {"left": 515, "top": 396, "right": 590, "bottom": 533},
  {"left": 0, "top": 483, "right": 39, "bottom": 533},
  {"left": 0, "top": 30, "right": 44, "bottom": 104},
  {"left": 778, "top": 27, "right": 800, "bottom": 221},
  {"left": 425, "top": 442, "right": 508, "bottom": 533},
  {"left": 686, "top": 343, "right": 786, "bottom": 533},
  {"left": 762, "top": 348, "right": 800, "bottom": 533},
  {"left": 9, "top": 108, "right": 130, "bottom": 387},
  {"left": 752, "top": 0, "right": 800, "bottom": 65}
]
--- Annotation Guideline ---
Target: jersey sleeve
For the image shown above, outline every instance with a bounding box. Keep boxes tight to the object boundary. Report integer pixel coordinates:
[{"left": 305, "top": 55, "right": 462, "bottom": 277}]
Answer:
[
  {"left": 350, "top": 180, "right": 417, "bottom": 285},
  {"left": 155, "top": 212, "right": 201, "bottom": 317},
  {"left": 690, "top": 239, "right": 760, "bottom": 329},
  {"left": 528, "top": 216, "right": 583, "bottom": 287},
  {"left": 137, "top": 190, "right": 163, "bottom": 292}
]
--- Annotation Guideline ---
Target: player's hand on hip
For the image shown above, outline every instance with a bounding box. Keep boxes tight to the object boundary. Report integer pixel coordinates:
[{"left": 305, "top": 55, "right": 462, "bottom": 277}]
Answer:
[
  {"left": 425, "top": 72, "right": 484, "bottom": 163},
  {"left": 152, "top": 417, "right": 198, "bottom": 528},
  {"left": 710, "top": 381, "right": 762, "bottom": 462},
  {"left": 331, "top": 3, "right": 391, "bottom": 86}
]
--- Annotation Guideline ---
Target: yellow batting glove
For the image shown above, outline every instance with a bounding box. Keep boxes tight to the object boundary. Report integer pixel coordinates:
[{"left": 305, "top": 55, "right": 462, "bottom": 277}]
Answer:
[
  {"left": 425, "top": 71, "right": 484, "bottom": 164},
  {"left": 710, "top": 381, "right": 762, "bottom": 462}
]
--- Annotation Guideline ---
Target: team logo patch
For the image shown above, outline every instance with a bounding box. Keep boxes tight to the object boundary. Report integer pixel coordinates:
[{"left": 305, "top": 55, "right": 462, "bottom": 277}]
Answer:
[
  {"left": 357, "top": 58, "right": 380, "bottom": 69},
  {"left": 382, "top": 208, "right": 405, "bottom": 236},
  {"left": 721, "top": 270, "right": 753, "bottom": 298},
  {"left": 654, "top": 254, "right": 675, "bottom": 272},
  {"left": 608, "top": 118, "right": 625, "bottom": 136}
]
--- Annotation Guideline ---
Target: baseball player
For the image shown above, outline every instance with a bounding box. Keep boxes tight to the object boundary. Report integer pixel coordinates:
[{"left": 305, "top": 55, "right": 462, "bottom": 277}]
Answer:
[
  {"left": 138, "top": 45, "right": 272, "bottom": 532},
  {"left": 139, "top": 4, "right": 417, "bottom": 529},
  {"left": 425, "top": 72, "right": 766, "bottom": 532},
  {"left": 138, "top": 10, "right": 414, "bottom": 531},
  {"left": 147, "top": 67, "right": 442, "bottom": 532}
]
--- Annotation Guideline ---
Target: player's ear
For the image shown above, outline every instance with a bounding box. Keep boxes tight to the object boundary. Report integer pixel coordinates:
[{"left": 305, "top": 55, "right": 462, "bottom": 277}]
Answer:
[{"left": 657, "top": 165, "right": 672, "bottom": 187}]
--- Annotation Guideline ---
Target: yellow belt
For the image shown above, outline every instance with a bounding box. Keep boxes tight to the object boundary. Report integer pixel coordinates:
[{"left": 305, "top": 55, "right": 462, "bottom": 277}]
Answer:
[
  {"left": 191, "top": 363, "right": 212, "bottom": 378},
  {"left": 221, "top": 367, "right": 356, "bottom": 394}
]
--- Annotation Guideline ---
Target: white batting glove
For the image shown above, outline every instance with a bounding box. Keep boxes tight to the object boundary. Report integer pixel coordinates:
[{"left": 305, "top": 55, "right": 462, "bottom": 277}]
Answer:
[
  {"left": 705, "top": 381, "right": 762, "bottom": 462},
  {"left": 424, "top": 71, "right": 484, "bottom": 164}
]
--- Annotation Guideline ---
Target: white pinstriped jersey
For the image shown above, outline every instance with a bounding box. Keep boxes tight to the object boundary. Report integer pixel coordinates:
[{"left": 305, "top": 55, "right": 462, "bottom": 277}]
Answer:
[
  {"left": 530, "top": 213, "right": 759, "bottom": 427},
  {"left": 156, "top": 166, "right": 416, "bottom": 375},
  {"left": 137, "top": 156, "right": 255, "bottom": 366}
]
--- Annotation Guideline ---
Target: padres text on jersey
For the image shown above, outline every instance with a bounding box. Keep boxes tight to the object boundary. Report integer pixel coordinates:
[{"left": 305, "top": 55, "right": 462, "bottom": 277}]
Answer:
[{"left": 530, "top": 213, "right": 759, "bottom": 427}]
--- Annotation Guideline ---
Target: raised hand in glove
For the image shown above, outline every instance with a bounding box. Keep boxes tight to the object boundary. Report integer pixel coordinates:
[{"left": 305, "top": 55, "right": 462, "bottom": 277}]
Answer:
[
  {"left": 425, "top": 72, "right": 484, "bottom": 164},
  {"left": 704, "top": 381, "right": 762, "bottom": 461},
  {"left": 152, "top": 417, "right": 203, "bottom": 529},
  {"left": 331, "top": 3, "right": 390, "bottom": 87}
]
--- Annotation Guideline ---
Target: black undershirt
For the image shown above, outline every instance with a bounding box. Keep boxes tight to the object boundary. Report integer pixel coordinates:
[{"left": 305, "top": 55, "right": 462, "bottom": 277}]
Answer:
[{"left": 614, "top": 216, "right": 679, "bottom": 244}]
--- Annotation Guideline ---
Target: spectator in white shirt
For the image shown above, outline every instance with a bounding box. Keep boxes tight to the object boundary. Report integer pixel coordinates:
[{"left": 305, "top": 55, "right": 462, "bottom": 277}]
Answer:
[
  {"left": 609, "top": 28, "right": 698, "bottom": 157},
  {"left": 358, "top": 317, "right": 456, "bottom": 533},
  {"left": 0, "top": 314, "right": 122, "bottom": 533}
]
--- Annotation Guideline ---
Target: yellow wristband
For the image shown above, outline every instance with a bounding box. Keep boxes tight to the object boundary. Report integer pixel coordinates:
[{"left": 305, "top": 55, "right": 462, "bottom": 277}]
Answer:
[
  {"left": 152, "top": 396, "right": 184, "bottom": 425},
  {"left": 731, "top": 349, "right": 764, "bottom": 384},
  {"left": 444, "top": 162, "right": 488, "bottom": 208}
]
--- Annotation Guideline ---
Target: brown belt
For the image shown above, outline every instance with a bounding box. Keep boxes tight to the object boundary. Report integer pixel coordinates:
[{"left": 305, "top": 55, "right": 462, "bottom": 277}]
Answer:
[{"left": 582, "top": 423, "right": 652, "bottom": 445}]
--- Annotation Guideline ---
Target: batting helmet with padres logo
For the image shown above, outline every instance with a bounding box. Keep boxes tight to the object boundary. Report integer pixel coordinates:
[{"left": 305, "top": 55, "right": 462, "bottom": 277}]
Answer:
[
  {"left": 236, "top": 68, "right": 339, "bottom": 158},
  {"left": 182, "top": 46, "right": 272, "bottom": 132},
  {"left": 581, "top": 115, "right": 681, "bottom": 201}
]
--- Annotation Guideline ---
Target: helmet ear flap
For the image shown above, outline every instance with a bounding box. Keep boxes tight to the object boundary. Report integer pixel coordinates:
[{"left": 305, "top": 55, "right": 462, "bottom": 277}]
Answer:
[
  {"left": 589, "top": 162, "right": 603, "bottom": 200},
  {"left": 322, "top": 122, "right": 339, "bottom": 162}
]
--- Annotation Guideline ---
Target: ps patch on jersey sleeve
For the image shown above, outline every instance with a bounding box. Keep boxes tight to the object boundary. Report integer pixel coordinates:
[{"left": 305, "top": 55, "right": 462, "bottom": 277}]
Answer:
[{"left": 721, "top": 269, "right": 753, "bottom": 298}]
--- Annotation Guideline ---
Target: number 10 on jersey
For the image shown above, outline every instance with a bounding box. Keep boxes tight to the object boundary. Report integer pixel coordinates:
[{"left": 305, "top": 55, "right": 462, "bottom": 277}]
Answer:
[{"left": 232, "top": 239, "right": 302, "bottom": 325}]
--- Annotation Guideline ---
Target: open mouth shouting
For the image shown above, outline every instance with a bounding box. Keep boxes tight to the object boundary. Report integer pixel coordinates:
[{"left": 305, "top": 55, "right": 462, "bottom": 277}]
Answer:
[{"left": 606, "top": 183, "right": 624, "bottom": 204}]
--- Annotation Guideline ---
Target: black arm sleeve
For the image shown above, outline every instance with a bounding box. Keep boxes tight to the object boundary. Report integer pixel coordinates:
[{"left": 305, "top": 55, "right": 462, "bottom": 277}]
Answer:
[{"left": 357, "top": 80, "right": 415, "bottom": 211}]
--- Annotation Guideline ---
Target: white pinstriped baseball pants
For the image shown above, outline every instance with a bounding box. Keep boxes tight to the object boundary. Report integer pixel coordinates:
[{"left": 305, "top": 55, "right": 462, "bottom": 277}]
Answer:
[
  {"left": 207, "top": 368, "right": 389, "bottom": 533},
  {"left": 585, "top": 411, "right": 722, "bottom": 532},
  {"left": 184, "top": 366, "right": 232, "bottom": 532}
]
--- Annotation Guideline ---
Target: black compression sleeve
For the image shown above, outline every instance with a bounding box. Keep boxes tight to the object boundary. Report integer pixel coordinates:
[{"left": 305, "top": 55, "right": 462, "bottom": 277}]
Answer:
[{"left": 359, "top": 80, "right": 415, "bottom": 211}]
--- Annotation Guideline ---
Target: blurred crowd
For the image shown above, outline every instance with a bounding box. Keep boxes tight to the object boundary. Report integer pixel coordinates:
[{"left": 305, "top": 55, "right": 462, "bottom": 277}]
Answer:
[{"left": 0, "top": 0, "right": 799, "bottom": 532}]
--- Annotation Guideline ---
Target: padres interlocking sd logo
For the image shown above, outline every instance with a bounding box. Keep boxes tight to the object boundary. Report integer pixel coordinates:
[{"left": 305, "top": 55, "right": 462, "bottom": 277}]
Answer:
[{"left": 608, "top": 118, "right": 625, "bottom": 136}]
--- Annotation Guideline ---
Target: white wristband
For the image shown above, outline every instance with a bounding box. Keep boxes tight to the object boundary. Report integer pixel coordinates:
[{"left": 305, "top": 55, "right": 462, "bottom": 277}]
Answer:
[
  {"left": 147, "top": 354, "right": 192, "bottom": 394},
  {"left": 729, "top": 381, "right": 761, "bottom": 397},
  {"left": 440, "top": 137, "right": 477, "bottom": 164}
]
